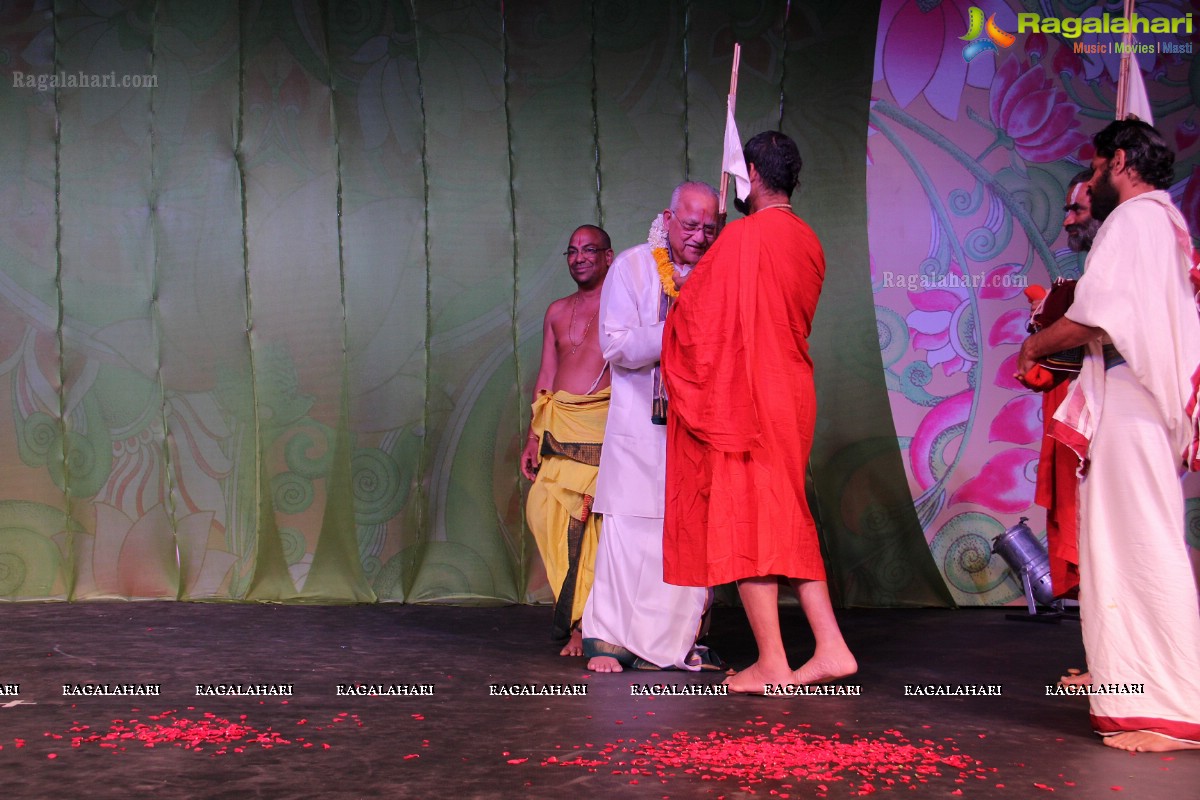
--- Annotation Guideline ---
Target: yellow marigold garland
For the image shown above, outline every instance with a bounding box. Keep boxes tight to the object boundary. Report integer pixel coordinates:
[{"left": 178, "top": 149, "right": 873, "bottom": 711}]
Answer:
[
  {"left": 647, "top": 213, "right": 678, "bottom": 298},
  {"left": 653, "top": 247, "right": 678, "bottom": 298}
]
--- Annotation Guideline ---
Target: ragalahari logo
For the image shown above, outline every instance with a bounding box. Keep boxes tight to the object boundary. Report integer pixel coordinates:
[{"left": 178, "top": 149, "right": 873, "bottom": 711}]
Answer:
[{"left": 961, "top": 7, "right": 1015, "bottom": 62}]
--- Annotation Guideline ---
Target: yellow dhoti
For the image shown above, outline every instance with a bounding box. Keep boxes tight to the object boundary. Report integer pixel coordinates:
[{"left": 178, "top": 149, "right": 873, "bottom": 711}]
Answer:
[{"left": 526, "top": 387, "right": 609, "bottom": 639}]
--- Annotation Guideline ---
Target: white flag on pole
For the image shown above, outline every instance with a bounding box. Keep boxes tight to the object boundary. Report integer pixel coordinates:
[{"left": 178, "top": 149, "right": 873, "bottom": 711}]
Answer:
[
  {"left": 1120, "top": 51, "right": 1154, "bottom": 125},
  {"left": 722, "top": 100, "right": 750, "bottom": 202}
]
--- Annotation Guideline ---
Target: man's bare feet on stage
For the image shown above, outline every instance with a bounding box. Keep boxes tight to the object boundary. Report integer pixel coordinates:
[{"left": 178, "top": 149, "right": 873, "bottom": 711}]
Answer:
[
  {"left": 587, "top": 655, "right": 623, "bottom": 673},
  {"left": 560, "top": 629, "right": 583, "bottom": 657},
  {"left": 722, "top": 661, "right": 795, "bottom": 694},
  {"left": 791, "top": 645, "right": 858, "bottom": 685},
  {"left": 1104, "top": 731, "right": 1200, "bottom": 752},
  {"left": 1058, "top": 669, "right": 1092, "bottom": 687}
]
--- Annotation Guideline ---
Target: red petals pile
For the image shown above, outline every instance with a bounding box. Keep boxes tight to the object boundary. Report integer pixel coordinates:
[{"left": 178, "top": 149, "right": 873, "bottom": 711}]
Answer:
[
  {"left": 33, "top": 709, "right": 345, "bottom": 756},
  {"left": 530, "top": 724, "right": 991, "bottom": 796}
]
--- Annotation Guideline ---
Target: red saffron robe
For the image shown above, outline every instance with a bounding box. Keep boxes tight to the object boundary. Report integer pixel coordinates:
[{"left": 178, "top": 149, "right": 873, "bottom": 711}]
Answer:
[
  {"left": 1036, "top": 380, "right": 1080, "bottom": 598},
  {"left": 661, "top": 209, "right": 825, "bottom": 587}
]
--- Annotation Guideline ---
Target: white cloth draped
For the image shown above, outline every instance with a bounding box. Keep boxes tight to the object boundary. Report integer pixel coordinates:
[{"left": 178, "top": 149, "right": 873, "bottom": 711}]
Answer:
[
  {"left": 584, "top": 242, "right": 707, "bottom": 669},
  {"left": 1077, "top": 365, "right": 1200, "bottom": 741},
  {"left": 582, "top": 514, "right": 709, "bottom": 670},
  {"left": 1053, "top": 191, "right": 1200, "bottom": 467},
  {"left": 593, "top": 243, "right": 671, "bottom": 518},
  {"left": 1052, "top": 189, "right": 1200, "bottom": 743}
]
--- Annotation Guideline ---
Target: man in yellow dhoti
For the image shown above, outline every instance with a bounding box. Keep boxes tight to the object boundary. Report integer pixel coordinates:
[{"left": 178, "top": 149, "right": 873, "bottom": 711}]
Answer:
[{"left": 521, "top": 225, "right": 614, "bottom": 656}]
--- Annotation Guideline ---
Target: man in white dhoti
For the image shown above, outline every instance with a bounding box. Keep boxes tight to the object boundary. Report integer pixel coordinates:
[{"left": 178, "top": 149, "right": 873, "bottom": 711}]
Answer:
[
  {"left": 1018, "top": 118, "right": 1200, "bottom": 752},
  {"left": 582, "top": 182, "right": 720, "bottom": 672}
]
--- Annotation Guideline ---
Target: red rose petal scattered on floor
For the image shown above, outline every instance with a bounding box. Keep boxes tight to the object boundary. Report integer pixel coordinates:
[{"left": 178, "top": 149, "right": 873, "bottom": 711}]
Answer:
[
  {"left": 520, "top": 726, "right": 991, "bottom": 795},
  {"left": 507, "top": 758, "right": 528, "bottom": 764},
  {"left": 16, "top": 711, "right": 363, "bottom": 755},
  {"left": 1111, "top": 787, "right": 1123, "bottom": 792}
]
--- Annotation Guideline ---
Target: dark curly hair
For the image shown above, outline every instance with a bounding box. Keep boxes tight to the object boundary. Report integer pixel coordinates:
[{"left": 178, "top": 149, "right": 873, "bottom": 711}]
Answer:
[
  {"left": 1092, "top": 117, "right": 1174, "bottom": 190},
  {"left": 744, "top": 131, "right": 803, "bottom": 197}
]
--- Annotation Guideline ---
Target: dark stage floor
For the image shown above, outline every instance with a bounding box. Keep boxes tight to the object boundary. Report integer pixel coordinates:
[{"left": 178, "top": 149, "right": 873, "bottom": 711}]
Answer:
[{"left": 1, "top": 602, "right": 1196, "bottom": 799}]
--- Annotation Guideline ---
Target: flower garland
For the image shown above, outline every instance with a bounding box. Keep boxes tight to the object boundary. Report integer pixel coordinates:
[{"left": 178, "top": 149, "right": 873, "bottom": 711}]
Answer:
[{"left": 648, "top": 213, "right": 678, "bottom": 298}]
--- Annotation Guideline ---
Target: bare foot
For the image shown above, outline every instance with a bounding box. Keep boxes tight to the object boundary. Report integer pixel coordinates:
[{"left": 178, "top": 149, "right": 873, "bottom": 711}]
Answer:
[
  {"left": 722, "top": 661, "right": 796, "bottom": 694},
  {"left": 1058, "top": 669, "right": 1091, "bottom": 687},
  {"left": 587, "top": 655, "right": 623, "bottom": 673},
  {"left": 1103, "top": 731, "right": 1200, "bottom": 752},
  {"left": 560, "top": 629, "right": 583, "bottom": 657},
  {"left": 792, "top": 645, "right": 857, "bottom": 685}
]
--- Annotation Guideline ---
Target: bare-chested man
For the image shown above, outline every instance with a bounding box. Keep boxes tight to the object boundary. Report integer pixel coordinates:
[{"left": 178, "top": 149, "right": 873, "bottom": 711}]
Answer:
[{"left": 522, "top": 225, "right": 614, "bottom": 657}]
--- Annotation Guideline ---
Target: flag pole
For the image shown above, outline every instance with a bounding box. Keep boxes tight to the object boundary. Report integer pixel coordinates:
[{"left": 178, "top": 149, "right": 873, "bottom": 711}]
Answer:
[
  {"left": 718, "top": 43, "right": 742, "bottom": 216},
  {"left": 1115, "top": 0, "right": 1134, "bottom": 119}
]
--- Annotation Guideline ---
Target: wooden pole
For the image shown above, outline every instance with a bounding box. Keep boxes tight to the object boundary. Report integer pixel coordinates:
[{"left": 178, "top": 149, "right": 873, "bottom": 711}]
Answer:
[
  {"left": 1115, "top": 0, "right": 1134, "bottom": 120},
  {"left": 718, "top": 43, "right": 742, "bottom": 216}
]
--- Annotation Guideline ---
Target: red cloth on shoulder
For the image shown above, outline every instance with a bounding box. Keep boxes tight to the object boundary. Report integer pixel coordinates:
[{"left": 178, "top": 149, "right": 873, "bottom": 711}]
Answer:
[{"left": 661, "top": 210, "right": 826, "bottom": 587}]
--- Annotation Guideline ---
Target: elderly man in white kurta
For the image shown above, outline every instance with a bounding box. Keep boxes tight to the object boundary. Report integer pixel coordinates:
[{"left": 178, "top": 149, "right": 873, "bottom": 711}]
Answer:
[
  {"left": 582, "top": 182, "right": 719, "bottom": 672},
  {"left": 1019, "top": 119, "right": 1200, "bottom": 752}
]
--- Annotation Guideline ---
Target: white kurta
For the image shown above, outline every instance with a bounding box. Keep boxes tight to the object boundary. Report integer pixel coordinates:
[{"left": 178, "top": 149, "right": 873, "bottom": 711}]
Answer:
[
  {"left": 593, "top": 243, "right": 672, "bottom": 517},
  {"left": 1055, "top": 190, "right": 1200, "bottom": 743},
  {"left": 584, "top": 242, "right": 708, "bottom": 669}
]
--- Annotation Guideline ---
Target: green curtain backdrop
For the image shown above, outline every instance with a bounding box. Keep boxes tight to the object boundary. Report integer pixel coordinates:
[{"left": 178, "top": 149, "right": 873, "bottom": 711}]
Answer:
[{"left": 0, "top": 0, "right": 946, "bottom": 606}]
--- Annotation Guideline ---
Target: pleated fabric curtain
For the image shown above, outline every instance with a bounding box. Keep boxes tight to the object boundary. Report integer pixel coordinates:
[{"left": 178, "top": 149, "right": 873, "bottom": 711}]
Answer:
[{"left": 0, "top": 0, "right": 946, "bottom": 607}]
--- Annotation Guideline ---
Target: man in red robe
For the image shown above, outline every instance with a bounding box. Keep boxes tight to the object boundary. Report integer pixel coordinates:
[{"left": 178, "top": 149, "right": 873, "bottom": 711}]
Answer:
[
  {"left": 661, "top": 131, "right": 856, "bottom": 693},
  {"left": 1038, "top": 170, "right": 1096, "bottom": 602}
]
